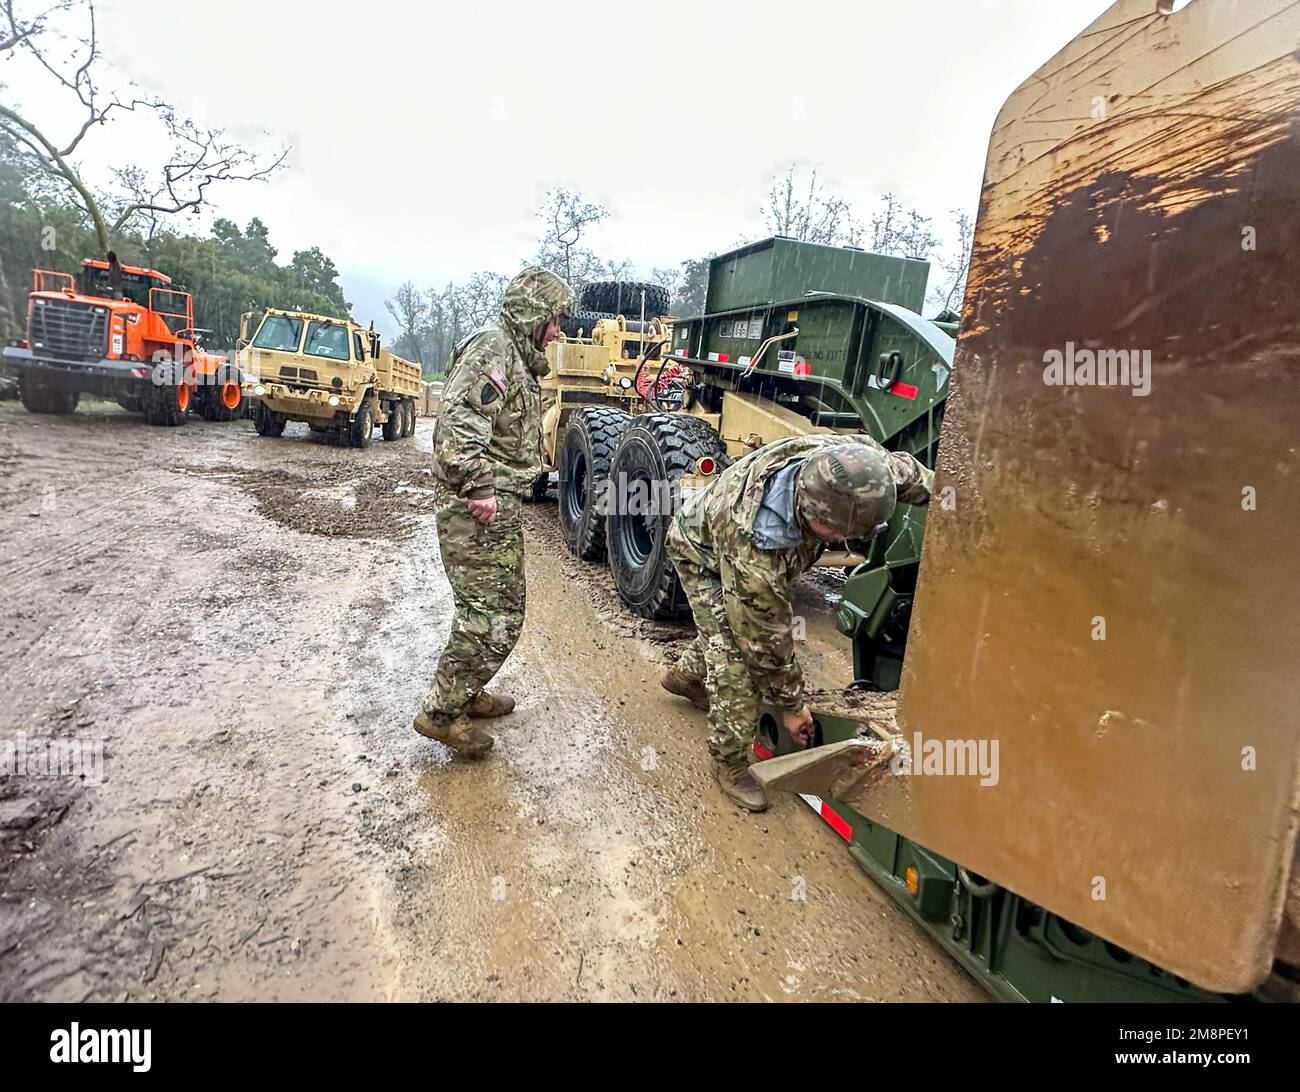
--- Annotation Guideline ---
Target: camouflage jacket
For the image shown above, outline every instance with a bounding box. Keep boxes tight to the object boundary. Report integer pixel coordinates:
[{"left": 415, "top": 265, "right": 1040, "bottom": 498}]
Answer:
[
  {"left": 668, "top": 433, "right": 932, "bottom": 711},
  {"left": 432, "top": 268, "right": 573, "bottom": 500}
]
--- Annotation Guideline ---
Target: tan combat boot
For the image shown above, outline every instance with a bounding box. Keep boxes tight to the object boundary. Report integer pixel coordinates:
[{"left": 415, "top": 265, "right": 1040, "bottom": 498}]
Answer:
[
  {"left": 661, "top": 667, "right": 709, "bottom": 712},
  {"left": 713, "top": 759, "right": 768, "bottom": 812},
  {"left": 413, "top": 711, "right": 495, "bottom": 758},
  {"left": 466, "top": 690, "right": 516, "bottom": 718}
]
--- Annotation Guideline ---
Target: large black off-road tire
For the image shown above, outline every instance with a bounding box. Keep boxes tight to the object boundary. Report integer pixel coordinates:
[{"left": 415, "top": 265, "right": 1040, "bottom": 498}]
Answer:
[
  {"left": 606, "top": 414, "right": 728, "bottom": 619},
  {"left": 253, "top": 400, "right": 286, "bottom": 437},
  {"left": 580, "top": 281, "right": 670, "bottom": 319},
  {"left": 19, "top": 377, "right": 79, "bottom": 415},
  {"left": 199, "top": 364, "right": 244, "bottom": 422},
  {"left": 560, "top": 310, "right": 615, "bottom": 339},
  {"left": 401, "top": 399, "right": 416, "bottom": 438},
  {"left": 351, "top": 399, "right": 374, "bottom": 448},
  {"left": 144, "top": 379, "right": 190, "bottom": 427},
  {"left": 558, "top": 406, "right": 631, "bottom": 559},
  {"left": 382, "top": 401, "right": 401, "bottom": 441}
]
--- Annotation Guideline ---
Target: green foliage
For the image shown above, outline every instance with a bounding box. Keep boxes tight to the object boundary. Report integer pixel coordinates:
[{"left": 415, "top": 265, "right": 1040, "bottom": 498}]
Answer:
[
  {"left": 0, "top": 136, "right": 350, "bottom": 348},
  {"left": 674, "top": 256, "right": 711, "bottom": 318}
]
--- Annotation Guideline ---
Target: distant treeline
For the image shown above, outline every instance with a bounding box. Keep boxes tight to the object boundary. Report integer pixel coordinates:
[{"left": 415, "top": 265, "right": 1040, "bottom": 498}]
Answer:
[{"left": 0, "top": 135, "right": 350, "bottom": 352}]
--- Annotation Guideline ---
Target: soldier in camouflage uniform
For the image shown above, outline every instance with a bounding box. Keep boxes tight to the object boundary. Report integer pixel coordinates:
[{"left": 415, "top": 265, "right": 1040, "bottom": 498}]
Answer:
[
  {"left": 413, "top": 267, "right": 575, "bottom": 758},
  {"left": 663, "top": 434, "right": 933, "bottom": 810}
]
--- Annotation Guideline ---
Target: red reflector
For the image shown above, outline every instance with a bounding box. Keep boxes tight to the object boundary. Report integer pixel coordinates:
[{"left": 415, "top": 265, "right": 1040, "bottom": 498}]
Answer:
[
  {"left": 752, "top": 740, "right": 773, "bottom": 761},
  {"left": 891, "top": 382, "right": 919, "bottom": 400},
  {"left": 793, "top": 361, "right": 812, "bottom": 377},
  {"left": 718, "top": 353, "right": 730, "bottom": 363},
  {"left": 819, "top": 801, "right": 852, "bottom": 842},
  {"left": 698, "top": 457, "right": 716, "bottom": 475}
]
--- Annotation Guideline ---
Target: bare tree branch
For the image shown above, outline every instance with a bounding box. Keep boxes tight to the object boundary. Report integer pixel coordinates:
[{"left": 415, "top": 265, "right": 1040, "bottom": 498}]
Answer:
[
  {"left": 0, "top": 0, "right": 288, "bottom": 252},
  {"left": 534, "top": 187, "right": 608, "bottom": 291},
  {"left": 763, "top": 165, "right": 863, "bottom": 246}
]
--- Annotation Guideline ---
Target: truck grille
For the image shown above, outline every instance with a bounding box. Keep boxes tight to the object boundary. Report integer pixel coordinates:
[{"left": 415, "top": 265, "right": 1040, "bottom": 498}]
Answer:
[
  {"left": 276, "top": 365, "right": 319, "bottom": 382},
  {"left": 30, "top": 298, "right": 109, "bottom": 360}
]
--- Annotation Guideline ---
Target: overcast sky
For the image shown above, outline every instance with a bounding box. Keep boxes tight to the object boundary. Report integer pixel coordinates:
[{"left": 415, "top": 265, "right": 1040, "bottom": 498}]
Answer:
[{"left": 10, "top": 0, "right": 1118, "bottom": 336}]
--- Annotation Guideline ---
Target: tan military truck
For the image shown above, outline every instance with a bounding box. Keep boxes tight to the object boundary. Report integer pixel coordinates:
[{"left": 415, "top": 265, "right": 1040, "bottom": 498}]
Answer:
[{"left": 237, "top": 308, "right": 421, "bottom": 447}]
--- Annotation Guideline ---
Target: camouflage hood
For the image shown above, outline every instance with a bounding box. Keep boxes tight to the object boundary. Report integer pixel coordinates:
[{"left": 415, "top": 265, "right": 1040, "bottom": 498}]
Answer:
[{"left": 498, "top": 266, "right": 575, "bottom": 362}]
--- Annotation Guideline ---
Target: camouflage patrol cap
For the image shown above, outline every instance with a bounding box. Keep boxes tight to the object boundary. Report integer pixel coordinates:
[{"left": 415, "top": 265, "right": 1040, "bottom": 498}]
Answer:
[
  {"left": 499, "top": 266, "right": 576, "bottom": 333},
  {"left": 795, "top": 444, "right": 897, "bottom": 540}
]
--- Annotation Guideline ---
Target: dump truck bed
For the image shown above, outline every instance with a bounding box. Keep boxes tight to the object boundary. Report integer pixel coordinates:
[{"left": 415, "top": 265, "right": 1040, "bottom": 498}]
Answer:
[{"left": 375, "top": 349, "right": 421, "bottom": 399}]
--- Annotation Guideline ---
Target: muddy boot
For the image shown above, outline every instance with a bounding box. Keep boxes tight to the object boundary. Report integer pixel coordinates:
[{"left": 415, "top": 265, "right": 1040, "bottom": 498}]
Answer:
[
  {"left": 413, "top": 711, "right": 495, "bottom": 759},
  {"left": 712, "top": 759, "right": 768, "bottom": 812},
  {"left": 661, "top": 666, "right": 709, "bottom": 712},
  {"left": 465, "top": 690, "right": 516, "bottom": 718}
]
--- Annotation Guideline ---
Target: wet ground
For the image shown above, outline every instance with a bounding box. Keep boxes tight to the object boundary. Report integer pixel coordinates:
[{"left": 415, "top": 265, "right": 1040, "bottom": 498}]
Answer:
[{"left": 0, "top": 400, "right": 982, "bottom": 1002}]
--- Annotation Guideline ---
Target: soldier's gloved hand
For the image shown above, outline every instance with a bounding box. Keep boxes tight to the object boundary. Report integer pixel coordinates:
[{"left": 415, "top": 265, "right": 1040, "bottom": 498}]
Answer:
[
  {"left": 468, "top": 496, "right": 497, "bottom": 525},
  {"left": 783, "top": 704, "right": 814, "bottom": 748}
]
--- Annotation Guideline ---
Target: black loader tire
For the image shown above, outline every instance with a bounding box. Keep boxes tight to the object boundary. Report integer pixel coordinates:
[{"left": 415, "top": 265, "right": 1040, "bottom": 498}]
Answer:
[
  {"left": 579, "top": 281, "right": 670, "bottom": 319},
  {"left": 19, "top": 377, "right": 79, "bottom": 415},
  {"left": 202, "top": 364, "right": 244, "bottom": 422},
  {"left": 558, "top": 406, "right": 631, "bottom": 560},
  {"left": 144, "top": 379, "right": 189, "bottom": 427},
  {"left": 606, "top": 414, "right": 728, "bottom": 619}
]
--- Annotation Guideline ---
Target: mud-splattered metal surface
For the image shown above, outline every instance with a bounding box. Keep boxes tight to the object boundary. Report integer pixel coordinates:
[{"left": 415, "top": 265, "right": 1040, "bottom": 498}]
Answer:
[{"left": 897, "top": 0, "right": 1300, "bottom": 993}]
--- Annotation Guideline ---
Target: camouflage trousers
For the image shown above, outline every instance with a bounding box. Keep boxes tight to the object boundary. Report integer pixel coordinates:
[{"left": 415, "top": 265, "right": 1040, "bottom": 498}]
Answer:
[
  {"left": 422, "top": 487, "right": 526, "bottom": 721},
  {"left": 669, "top": 555, "right": 761, "bottom": 767}
]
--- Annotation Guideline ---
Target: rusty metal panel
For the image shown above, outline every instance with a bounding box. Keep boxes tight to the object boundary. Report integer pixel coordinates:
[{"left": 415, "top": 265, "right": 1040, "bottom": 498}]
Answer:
[{"left": 895, "top": 0, "right": 1300, "bottom": 993}]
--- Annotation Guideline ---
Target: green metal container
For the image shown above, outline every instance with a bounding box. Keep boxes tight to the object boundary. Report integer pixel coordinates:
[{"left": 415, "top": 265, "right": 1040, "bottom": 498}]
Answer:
[{"left": 705, "top": 237, "right": 929, "bottom": 315}]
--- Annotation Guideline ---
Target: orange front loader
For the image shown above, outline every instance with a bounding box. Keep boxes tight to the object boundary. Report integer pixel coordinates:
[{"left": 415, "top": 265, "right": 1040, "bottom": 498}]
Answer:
[{"left": 0, "top": 254, "right": 243, "bottom": 426}]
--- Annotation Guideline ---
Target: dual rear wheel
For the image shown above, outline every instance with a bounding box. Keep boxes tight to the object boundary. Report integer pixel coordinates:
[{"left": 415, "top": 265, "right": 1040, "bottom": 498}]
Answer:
[
  {"left": 381, "top": 399, "right": 416, "bottom": 441},
  {"left": 558, "top": 407, "right": 728, "bottom": 620}
]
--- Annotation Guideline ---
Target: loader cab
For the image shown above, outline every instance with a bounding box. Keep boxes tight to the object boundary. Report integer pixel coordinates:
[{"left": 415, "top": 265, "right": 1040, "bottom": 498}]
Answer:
[{"left": 79, "top": 259, "right": 171, "bottom": 308}]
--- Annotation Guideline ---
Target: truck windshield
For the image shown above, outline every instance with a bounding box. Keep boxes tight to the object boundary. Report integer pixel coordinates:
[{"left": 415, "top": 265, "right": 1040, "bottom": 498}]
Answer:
[
  {"left": 303, "top": 321, "right": 351, "bottom": 361},
  {"left": 252, "top": 315, "right": 304, "bottom": 352}
]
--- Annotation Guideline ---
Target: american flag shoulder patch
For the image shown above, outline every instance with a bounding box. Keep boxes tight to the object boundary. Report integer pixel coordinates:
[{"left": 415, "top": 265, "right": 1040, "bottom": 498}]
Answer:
[{"left": 488, "top": 367, "right": 509, "bottom": 393}]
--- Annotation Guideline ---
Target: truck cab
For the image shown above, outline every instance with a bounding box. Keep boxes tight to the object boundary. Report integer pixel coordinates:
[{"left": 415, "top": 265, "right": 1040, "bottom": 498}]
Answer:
[{"left": 239, "top": 308, "right": 419, "bottom": 448}]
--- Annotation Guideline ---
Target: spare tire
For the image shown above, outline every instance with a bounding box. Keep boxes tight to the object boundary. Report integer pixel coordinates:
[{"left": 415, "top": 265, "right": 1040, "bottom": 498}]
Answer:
[
  {"left": 580, "top": 281, "right": 670, "bottom": 319},
  {"left": 558, "top": 406, "right": 630, "bottom": 559},
  {"left": 560, "top": 310, "right": 615, "bottom": 338},
  {"left": 606, "top": 414, "right": 728, "bottom": 619}
]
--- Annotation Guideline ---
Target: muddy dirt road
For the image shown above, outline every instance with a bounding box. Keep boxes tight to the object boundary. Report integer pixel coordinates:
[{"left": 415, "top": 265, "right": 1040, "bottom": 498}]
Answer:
[{"left": 0, "top": 401, "right": 981, "bottom": 1002}]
